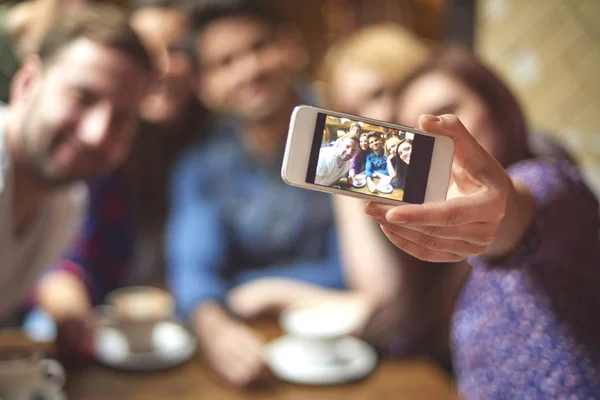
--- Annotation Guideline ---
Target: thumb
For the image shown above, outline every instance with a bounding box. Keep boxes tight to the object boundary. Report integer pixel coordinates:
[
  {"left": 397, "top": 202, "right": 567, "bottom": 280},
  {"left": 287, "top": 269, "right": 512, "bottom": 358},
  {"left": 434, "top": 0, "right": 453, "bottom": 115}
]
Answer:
[{"left": 418, "top": 114, "right": 492, "bottom": 172}]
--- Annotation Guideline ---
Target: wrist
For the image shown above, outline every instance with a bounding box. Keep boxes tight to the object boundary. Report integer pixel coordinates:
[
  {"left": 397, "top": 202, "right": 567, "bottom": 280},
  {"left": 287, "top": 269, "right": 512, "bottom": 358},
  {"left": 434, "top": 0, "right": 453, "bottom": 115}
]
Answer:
[
  {"left": 484, "top": 178, "right": 535, "bottom": 259},
  {"left": 194, "top": 302, "right": 234, "bottom": 337}
]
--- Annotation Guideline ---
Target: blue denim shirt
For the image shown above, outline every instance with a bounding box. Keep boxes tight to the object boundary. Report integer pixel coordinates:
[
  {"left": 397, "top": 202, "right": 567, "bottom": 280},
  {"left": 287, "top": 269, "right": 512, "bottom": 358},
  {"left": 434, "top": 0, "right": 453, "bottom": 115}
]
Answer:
[
  {"left": 365, "top": 151, "right": 388, "bottom": 177},
  {"left": 166, "top": 118, "right": 345, "bottom": 318}
]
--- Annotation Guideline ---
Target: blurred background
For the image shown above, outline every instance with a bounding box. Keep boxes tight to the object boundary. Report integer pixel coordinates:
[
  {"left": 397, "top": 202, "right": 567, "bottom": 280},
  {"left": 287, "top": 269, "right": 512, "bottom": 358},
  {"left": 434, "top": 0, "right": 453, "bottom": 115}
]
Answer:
[
  {"left": 222, "top": 0, "right": 600, "bottom": 195},
  {"left": 273, "top": 0, "right": 600, "bottom": 196},
  {"left": 11, "top": 0, "right": 597, "bottom": 192}
]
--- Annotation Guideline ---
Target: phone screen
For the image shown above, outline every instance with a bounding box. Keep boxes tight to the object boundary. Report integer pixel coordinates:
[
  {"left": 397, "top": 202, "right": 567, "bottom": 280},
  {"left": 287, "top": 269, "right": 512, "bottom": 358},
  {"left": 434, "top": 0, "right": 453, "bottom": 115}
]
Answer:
[{"left": 305, "top": 112, "right": 434, "bottom": 204}]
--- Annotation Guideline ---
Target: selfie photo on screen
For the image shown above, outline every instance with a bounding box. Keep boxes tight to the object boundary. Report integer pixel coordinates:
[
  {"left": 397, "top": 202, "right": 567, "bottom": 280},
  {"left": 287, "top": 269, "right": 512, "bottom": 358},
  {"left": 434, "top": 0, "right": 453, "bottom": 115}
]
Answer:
[{"left": 313, "top": 115, "right": 416, "bottom": 202}]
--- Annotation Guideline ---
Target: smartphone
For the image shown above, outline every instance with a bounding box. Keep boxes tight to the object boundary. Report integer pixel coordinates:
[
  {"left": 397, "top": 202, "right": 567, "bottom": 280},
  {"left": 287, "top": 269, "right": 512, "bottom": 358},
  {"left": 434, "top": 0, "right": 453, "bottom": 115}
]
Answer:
[{"left": 281, "top": 105, "right": 454, "bottom": 205}]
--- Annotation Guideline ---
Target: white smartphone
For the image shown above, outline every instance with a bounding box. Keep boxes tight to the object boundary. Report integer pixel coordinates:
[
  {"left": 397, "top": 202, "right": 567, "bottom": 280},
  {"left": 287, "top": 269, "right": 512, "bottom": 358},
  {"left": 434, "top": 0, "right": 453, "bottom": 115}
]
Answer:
[{"left": 281, "top": 105, "right": 454, "bottom": 205}]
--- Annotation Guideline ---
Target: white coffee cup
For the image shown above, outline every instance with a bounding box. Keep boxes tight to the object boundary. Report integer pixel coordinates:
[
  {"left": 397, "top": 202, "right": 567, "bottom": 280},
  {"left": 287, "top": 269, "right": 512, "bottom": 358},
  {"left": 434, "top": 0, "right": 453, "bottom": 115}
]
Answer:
[
  {"left": 103, "top": 286, "right": 175, "bottom": 353},
  {"left": 0, "top": 346, "right": 64, "bottom": 400},
  {"left": 280, "top": 303, "right": 364, "bottom": 365}
]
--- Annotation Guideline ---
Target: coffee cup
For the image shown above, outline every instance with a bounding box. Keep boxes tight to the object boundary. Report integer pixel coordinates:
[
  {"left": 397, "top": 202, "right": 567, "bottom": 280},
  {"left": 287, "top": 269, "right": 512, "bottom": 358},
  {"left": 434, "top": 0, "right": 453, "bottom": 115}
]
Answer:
[
  {"left": 280, "top": 303, "right": 364, "bottom": 365},
  {"left": 103, "top": 286, "right": 175, "bottom": 353},
  {"left": 0, "top": 346, "right": 64, "bottom": 400}
]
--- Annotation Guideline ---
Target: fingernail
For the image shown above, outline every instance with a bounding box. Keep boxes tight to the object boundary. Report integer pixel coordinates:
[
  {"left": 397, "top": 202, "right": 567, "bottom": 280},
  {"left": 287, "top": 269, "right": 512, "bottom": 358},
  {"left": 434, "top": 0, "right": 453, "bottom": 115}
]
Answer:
[
  {"left": 423, "top": 114, "right": 441, "bottom": 123},
  {"left": 387, "top": 213, "right": 408, "bottom": 224},
  {"left": 365, "top": 202, "right": 387, "bottom": 219}
]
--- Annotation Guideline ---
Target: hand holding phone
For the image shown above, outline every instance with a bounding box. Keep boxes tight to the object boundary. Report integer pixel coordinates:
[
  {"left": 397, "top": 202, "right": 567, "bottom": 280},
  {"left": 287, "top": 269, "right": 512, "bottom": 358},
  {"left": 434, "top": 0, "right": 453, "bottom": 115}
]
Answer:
[
  {"left": 281, "top": 106, "right": 454, "bottom": 205},
  {"left": 364, "top": 114, "right": 512, "bottom": 262}
]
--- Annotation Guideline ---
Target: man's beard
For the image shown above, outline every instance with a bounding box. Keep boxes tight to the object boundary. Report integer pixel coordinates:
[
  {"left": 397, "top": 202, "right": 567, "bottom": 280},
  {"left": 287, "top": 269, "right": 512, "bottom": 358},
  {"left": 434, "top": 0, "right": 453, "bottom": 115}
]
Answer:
[
  {"left": 19, "top": 98, "right": 78, "bottom": 188},
  {"left": 236, "top": 93, "right": 285, "bottom": 123},
  {"left": 230, "top": 73, "right": 289, "bottom": 123}
]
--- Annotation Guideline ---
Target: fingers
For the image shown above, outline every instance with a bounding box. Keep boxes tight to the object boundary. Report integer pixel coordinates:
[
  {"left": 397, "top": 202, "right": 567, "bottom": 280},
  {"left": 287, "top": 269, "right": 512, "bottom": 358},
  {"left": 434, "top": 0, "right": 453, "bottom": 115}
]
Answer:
[
  {"left": 418, "top": 114, "right": 487, "bottom": 170},
  {"left": 380, "top": 225, "right": 465, "bottom": 262},
  {"left": 217, "top": 329, "right": 265, "bottom": 387},
  {"left": 394, "top": 222, "right": 496, "bottom": 246},
  {"left": 365, "top": 190, "right": 505, "bottom": 227},
  {"left": 379, "top": 222, "right": 487, "bottom": 256},
  {"left": 366, "top": 202, "right": 499, "bottom": 246}
]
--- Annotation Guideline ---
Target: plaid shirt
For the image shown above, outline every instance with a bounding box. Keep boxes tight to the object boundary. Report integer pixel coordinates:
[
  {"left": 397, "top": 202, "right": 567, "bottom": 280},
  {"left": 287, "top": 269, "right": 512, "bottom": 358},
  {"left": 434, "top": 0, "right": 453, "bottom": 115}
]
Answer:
[{"left": 49, "top": 168, "right": 134, "bottom": 304}]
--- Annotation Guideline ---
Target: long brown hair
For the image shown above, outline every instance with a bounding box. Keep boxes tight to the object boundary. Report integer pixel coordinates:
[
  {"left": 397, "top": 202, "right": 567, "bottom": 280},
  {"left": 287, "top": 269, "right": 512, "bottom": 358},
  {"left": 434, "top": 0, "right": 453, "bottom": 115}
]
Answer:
[{"left": 399, "top": 46, "right": 532, "bottom": 167}]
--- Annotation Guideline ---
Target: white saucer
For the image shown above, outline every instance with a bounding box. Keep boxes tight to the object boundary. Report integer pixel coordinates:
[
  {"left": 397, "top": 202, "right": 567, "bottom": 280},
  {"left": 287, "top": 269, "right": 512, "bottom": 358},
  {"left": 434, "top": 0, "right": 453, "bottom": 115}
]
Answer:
[
  {"left": 94, "top": 320, "right": 197, "bottom": 371},
  {"left": 351, "top": 179, "right": 366, "bottom": 188},
  {"left": 264, "top": 335, "right": 377, "bottom": 385},
  {"left": 377, "top": 182, "right": 394, "bottom": 194}
]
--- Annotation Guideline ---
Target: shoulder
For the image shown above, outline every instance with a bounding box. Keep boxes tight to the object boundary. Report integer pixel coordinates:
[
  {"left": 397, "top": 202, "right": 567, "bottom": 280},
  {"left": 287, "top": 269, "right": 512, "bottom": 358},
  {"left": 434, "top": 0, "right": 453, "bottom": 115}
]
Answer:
[{"left": 508, "top": 158, "right": 598, "bottom": 210}]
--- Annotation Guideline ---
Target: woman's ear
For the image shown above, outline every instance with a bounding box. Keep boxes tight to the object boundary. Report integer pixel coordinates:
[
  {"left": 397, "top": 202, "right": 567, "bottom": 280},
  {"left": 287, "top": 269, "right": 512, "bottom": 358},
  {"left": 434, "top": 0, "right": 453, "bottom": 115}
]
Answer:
[{"left": 10, "top": 55, "right": 42, "bottom": 105}]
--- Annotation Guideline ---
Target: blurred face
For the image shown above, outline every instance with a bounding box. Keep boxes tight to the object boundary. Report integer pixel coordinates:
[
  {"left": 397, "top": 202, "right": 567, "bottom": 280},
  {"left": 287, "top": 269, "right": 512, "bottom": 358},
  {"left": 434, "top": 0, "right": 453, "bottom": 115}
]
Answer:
[
  {"left": 59, "top": 0, "right": 111, "bottom": 11},
  {"left": 368, "top": 136, "right": 382, "bottom": 152},
  {"left": 398, "top": 141, "right": 412, "bottom": 164},
  {"left": 386, "top": 141, "right": 398, "bottom": 156},
  {"left": 16, "top": 39, "right": 149, "bottom": 186},
  {"left": 131, "top": 7, "right": 195, "bottom": 125},
  {"left": 337, "top": 137, "right": 358, "bottom": 161},
  {"left": 329, "top": 63, "right": 397, "bottom": 122},
  {"left": 349, "top": 125, "right": 360, "bottom": 136},
  {"left": 396, "top": 71, "right": 506, "bottom": 162},
  {"left": 359, "top": 135, "right": 369, "bottom": 151},
  {"left": 196, "top": 16, "right": 295, "bottom": 122}
]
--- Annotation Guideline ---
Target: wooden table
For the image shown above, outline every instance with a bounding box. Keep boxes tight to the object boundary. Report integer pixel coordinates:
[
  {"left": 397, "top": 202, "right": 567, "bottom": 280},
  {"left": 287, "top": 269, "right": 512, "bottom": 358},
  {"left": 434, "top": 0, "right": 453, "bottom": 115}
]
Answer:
[
  {"left": 337, "top": 178, "right": 404, "bottom": 202},
  {"left": 0, "top": 323, "right": 458, "bottom": 400}
]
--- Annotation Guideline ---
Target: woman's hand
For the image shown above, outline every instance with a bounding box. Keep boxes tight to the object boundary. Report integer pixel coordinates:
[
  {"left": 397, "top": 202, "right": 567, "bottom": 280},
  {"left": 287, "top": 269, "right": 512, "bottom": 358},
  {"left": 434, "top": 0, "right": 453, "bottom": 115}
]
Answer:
[{"left": 365, "top": 114, "right": 511, "bottom": 262}]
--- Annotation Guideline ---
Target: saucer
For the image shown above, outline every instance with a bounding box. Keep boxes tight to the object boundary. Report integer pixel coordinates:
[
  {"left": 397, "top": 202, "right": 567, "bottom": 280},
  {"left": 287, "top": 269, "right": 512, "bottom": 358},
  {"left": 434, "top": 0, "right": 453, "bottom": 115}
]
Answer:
[
  {"left": 351, "top": 178, "right": 366, "bottom": 188},
  {"left": 94, "top": 320, "right": 197, "bottom": 371},
  {"left": 376, "top": 182, "right": 394, "bottom": 194},
  {"left": 264, "top": 335, "right": 377, "bottom": 385}
]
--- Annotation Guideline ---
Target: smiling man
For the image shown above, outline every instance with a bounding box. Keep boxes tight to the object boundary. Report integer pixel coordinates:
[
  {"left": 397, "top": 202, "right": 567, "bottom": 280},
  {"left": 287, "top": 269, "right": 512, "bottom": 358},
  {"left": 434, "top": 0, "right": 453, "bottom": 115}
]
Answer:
[
  {"left": 0, "top": 5, "right": 151, "bottom": 325},
  {"left": 315, "top": 134, "right": 359, "bottom": 186}
]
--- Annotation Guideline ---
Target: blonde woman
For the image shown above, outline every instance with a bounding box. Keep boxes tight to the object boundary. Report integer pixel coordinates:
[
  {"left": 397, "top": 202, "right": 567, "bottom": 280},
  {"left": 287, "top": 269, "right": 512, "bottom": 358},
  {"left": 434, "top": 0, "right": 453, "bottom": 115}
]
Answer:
[{"left": 319, "top": 25, "right": 469, "bottom": 367}]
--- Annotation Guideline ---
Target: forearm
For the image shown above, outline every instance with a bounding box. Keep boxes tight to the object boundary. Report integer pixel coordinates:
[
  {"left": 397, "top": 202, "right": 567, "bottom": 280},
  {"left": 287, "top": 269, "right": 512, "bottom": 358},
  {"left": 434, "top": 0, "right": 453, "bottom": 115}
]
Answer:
[
  {"left": 484, "top": 178, "right": 536, "bottom": 259},
  {"left": 36, "top": 270, "right": 92, "bottom": 321},
  {"left": 193, "top": 301, "right": 235, "bottom": 339}
]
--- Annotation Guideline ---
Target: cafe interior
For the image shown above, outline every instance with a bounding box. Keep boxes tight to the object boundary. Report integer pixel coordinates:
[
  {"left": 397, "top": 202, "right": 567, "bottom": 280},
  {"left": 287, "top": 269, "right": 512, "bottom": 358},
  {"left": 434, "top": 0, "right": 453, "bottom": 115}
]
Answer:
[{"left": 1, "top": 0, "right": 599, "bottom": 398}]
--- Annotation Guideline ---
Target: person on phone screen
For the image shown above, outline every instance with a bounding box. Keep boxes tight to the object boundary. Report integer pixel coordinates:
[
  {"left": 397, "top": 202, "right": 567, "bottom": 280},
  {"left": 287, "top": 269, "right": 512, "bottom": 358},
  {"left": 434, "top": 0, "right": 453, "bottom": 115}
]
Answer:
[
  {"left": 365, "top": 132, "right": 389, "bottom": 193},
  {"left": 315, "top": 133, "right": 359, "bottom": 186},
  {"left": 366, "top": 46, "right": 600, "bottom": 398},
  {"left": 387, "top": 138, "right": 411, "bottom": 190},
  {"left": 348, "top": 132, "right": 370, "bottom": 180},
  {"left": 348, "top": 121, "right": 362, "bottom": 137}
]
